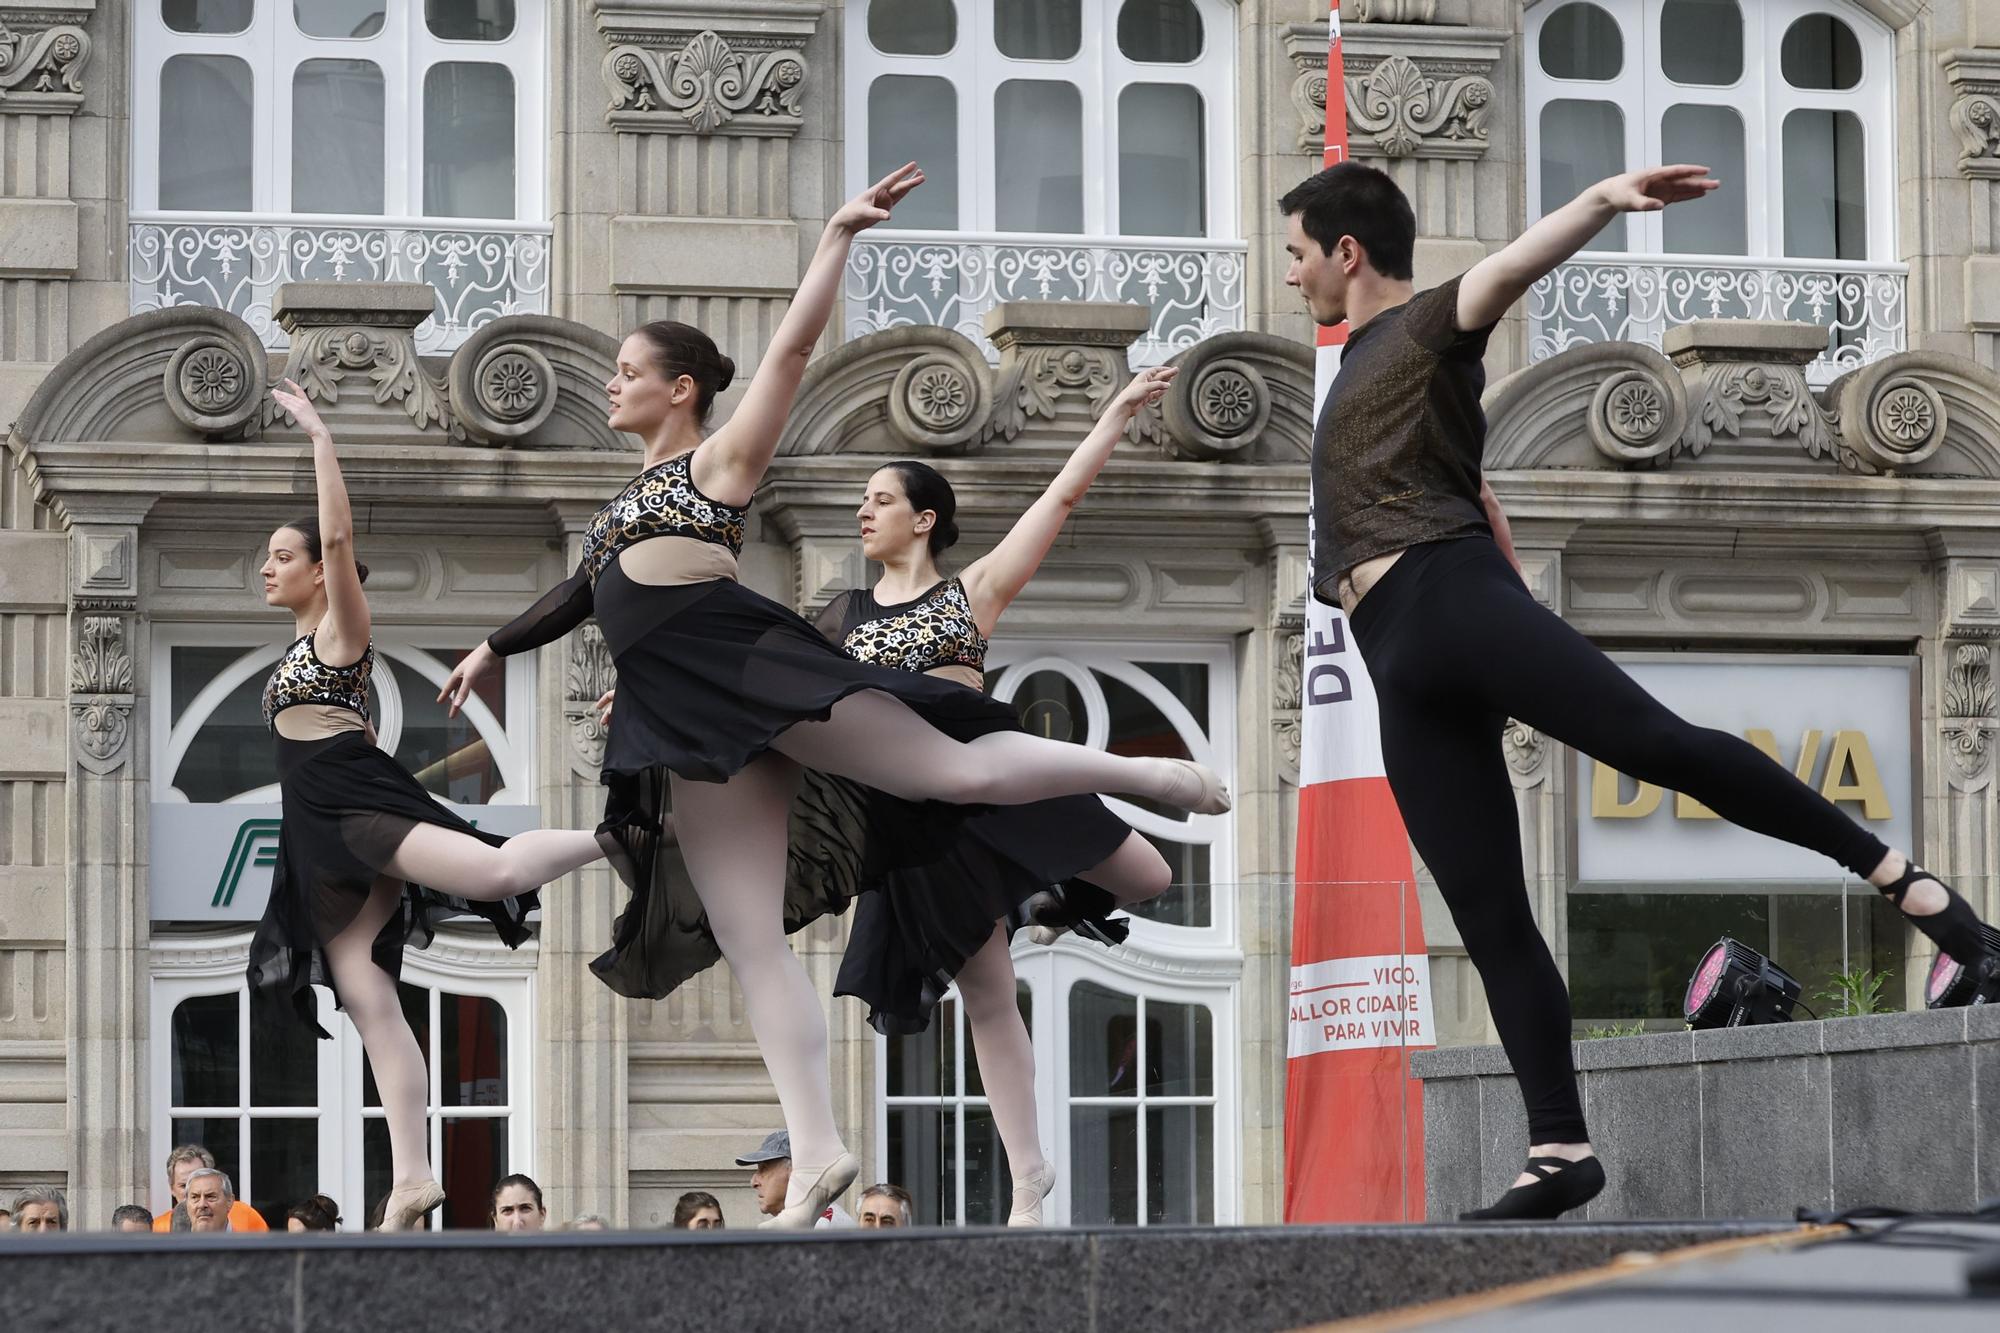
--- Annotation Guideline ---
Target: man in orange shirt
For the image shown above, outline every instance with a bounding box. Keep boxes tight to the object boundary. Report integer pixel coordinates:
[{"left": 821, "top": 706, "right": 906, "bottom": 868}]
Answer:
[{"left": 152, "top": 1144, "right": 268, "bottom": 1233}]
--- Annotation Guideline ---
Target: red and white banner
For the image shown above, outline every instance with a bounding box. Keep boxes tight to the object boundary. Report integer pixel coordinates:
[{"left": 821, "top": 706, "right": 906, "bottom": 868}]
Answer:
[{"left": 1283, "top": 0, "right": 1435, "bottom": 1224}]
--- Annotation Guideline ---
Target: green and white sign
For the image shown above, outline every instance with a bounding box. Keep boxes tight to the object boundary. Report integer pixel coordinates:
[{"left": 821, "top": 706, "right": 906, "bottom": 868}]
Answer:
[{"left": 149, "top": 803, "right": 545, "bottom": 922}]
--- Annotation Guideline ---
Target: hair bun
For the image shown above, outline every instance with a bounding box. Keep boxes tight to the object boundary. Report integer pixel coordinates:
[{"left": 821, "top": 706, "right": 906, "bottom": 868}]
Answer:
[
  {"left": 354, "top": 562, "right": 371, "bottom": 585},
  {"left": 712, "top": 352, "right": 737, "bottom": 396},
  {"left": 940, "top": 519, "right": 961, "bottom": 550}
]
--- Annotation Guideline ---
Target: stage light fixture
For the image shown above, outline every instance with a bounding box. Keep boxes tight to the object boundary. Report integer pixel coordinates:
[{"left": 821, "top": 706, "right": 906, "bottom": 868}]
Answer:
[
  {"left": 1684, "top": 937, "right": 1802, "bottom": 1029},
  {"left": 1923, "top": 924, "right": 2000, "bottom": 1009}
]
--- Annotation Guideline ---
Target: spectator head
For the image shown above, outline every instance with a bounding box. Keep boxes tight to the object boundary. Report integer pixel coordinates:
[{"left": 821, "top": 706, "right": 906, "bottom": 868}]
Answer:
[
  {"left": 734, "top": 1130, "right": 793, "bottom": 1218},
  {"left": 857, "top": 1184, "right": 913, "bottom": 1228},
  {"left": 11, "top": 1187, "right": 67, "bottom": 1232},
  {"left": 0, "top": 1207, "right": 10, "bottom": 1227},
  {"left": 111, "top": 1204, "right": 154, "bottom": 1232},
  {"left": 672, "top": 1191, "right": 724, "bottom": 1230},
  {"left": 491, "top": 1174, "right": 546, "bottom": 1232},
  {"left": 184, "top": 1169, "right": 234, "bottom": 1232},
  {"left": 286, "top": 1195, "right": 341, "bottom": 1232},
  {"left": 569, "top": 1214, "right": 609, "bottom": 1232},
  {"left": 165, "top": 1144, "right": 217, "bottom": 1205}
]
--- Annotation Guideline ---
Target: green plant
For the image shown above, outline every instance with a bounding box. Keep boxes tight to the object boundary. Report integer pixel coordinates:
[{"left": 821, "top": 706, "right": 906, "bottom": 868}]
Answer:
[
  {"left": 1582, "top": 1021, "right": 1648, "bottom": 1039},
  {"left": 1814, "top": 967, "right": 1892, "bottom": 1018}
]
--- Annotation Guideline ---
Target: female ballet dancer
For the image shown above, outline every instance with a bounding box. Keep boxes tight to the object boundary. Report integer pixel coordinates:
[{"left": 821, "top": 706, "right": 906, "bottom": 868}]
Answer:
[
  {"left": 1282, "top": 160, "right": 1999, "bottom": 1220},
  {"left": 435, "top": 164, "right": 1228, "bottom": 1229},
  {"left": 822, "top": 368, "right": 1190, "bottom": 1225},
  {"left": 248, "top": 382, "right": 608, "bottom": 1230}
]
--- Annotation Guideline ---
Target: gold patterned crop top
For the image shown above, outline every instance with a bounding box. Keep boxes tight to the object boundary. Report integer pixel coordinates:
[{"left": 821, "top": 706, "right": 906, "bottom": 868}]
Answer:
[
  {"left": 262, "top": 631, "right": 373, "bottom": 730},
  {"left": 823, "top": 578, "right": 989, "bottom": 677},
  {"left": 579, "top": 449, "right": 747, "bottom": 588}
]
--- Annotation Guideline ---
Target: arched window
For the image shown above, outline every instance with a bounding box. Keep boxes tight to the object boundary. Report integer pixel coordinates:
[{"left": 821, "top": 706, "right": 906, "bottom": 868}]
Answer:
[{"left": 1524, "top": 0, "right": 1900, "bottom": 383}]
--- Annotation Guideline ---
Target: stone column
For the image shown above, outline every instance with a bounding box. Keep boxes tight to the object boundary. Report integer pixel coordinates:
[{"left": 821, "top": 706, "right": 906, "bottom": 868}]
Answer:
[
  {"left": 60, "top": 497, "right": 154, "bottom": 1228},
  {"left": 534, "top": 508, "right": 630, "bottom": 1224}
]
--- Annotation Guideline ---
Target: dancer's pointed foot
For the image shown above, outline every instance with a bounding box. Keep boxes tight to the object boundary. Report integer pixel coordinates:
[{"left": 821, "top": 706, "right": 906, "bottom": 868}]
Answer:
[
  {"left": 379, "top": 1179, "right": 446, "bottom": 1232},
  {"left": 1871, "top": 855, "right": 1993, "bottom": 967},
  {"left": 1157, "top": 758, "right": 1231, "bottom": 815},
  {"left": 1459, "top": 1155, "right": 1604, "bottom": 1222},
  {"left": 756, "top": 1151, "right": 859, "bottom": 1231},
  {"left": 1007, "top": 1161, "right": 1056, "bottom": 1226}
]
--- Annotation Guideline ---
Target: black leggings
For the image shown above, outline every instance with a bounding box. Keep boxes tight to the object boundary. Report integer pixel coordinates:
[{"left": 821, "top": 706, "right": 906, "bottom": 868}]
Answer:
[{"left": 1349, "top": 538, "right": 1889, "bottom": 1144}]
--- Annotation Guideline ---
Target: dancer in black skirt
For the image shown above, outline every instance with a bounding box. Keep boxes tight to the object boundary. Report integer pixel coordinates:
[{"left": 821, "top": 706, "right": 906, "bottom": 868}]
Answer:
[
  {"left": 437, "top": 164, "right": 1229, "bottom": 1229},
  {"left": 248, "top": 382, "right": 608, "bottom": 1231}
]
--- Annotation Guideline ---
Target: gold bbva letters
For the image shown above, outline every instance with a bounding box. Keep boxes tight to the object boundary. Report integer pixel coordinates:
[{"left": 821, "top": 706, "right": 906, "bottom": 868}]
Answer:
[{"left": 1590, "top": 729, "right": 1892, "bottom": 821}]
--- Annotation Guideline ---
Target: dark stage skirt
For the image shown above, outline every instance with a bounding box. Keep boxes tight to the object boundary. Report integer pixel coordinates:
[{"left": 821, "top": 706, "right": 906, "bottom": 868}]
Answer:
[
  {"left": 587, "top": 565, "right": 1031, "bottom": 1000},
  {"left": 247, "top": 731, "right": 538, "bottom": 1039}
]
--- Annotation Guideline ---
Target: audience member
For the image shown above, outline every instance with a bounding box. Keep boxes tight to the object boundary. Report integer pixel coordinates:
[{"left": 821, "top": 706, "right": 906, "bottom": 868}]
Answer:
[
  {"left": 111, "top": 1204, "right": 154, "bottom": 1232},
  {"left": 153, "top": 1145, "right": 268, "bottom": 1233},
  {"left": 491, "top": 1175, "right": 547, "bottom": 1232},
  {"left": 183, "top": 1169, "right": 236, "bottom": 1233},
  {"left": 569, "top": 1214, "right": 609, "bottom": 1231},
  {"left": 736, "top": 1130, "right": 854, "bottom": 1229},
  {"left": 286, "top": 1195, "right": 341, "bottom": 1231},
  {"left": 857, "top": 1184, "right": 913, "bottom": 1228},
  {"left": 673, "top": 1191, "right": 724, "bottom": 1230},
  {"left": 0, "top": 1206, "right": 10, "bottom": 1227},
  {"left": 11, "top": 1187, "right": 67, "bottom": 1232}
]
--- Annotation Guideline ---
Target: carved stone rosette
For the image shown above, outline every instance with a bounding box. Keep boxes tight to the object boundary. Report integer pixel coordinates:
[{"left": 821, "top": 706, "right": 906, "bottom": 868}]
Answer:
[
  {"left": 565, "top": 624, "right": 618, "bottom": 777},
  {"left": 1943, "top": 641, "right": 1996, "bottom": 788},
  {"left": 71, "top": 604, "right": 137, "bottom": 775},
  {"left": 888, "top": 350, "right": 991, "bottom": 452},
  {"left": 164, "top": 333, "right": 265, "bottom": 439},
  {"left": 603, "top": 30, "right": 808, "bottom": 136},
  {"left": 1942, "top": 49, "right": 2000, "bottom": 181},
  {"left": 0, "top": 19, "right": 91, "bottom": 108}
]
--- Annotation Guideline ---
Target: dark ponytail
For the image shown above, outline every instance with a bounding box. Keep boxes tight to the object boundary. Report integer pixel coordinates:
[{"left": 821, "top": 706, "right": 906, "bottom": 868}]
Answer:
[
  {"left": 884, "top": 460, "right": 960, "bottom": 558},
  {"left": 287, "top": 515, "right": 369, "bottom": 584},
  {"left": 635, "top": 320, "right": 737, "bottom": 424}
]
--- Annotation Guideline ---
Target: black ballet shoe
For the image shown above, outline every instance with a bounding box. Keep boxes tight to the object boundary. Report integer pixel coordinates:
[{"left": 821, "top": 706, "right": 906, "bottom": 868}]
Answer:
[
  {"left": 1877, "top": 862, "right": 1993, "bottom": 967},
  {"left": 1020, "top": 883, "right": 1130, "bottom": 949},
  {"left": 1458, "top": 1155, "right": 1605, "bottom": 1222}
]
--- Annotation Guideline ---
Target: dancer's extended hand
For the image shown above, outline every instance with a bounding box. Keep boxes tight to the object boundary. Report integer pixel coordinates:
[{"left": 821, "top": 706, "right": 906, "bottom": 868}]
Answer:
[
  {"left": 271, "top": 378, "right": 332, "bottom": 443},
  {"left": 438, "top": 640, "right": 498, "bottom": 719},
  {"left": 829, "top": 162, "right": 925, "bottom": 235},
  {"left": 1108, "top": 365, "right": 1177, "bottom": 418},
  {"left": 596, "top": 688, "right": 615, "bottom": 729},
  {"left": 1594, "top": 165, "right": 1717, "bottom": 213}
]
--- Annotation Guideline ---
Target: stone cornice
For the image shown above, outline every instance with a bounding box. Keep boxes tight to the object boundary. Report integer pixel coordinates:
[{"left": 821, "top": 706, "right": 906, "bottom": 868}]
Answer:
[
  {"left": 596, "top": 1, "right": 822, "bottom": 138},
  {"left": 1942, "top": 48, "right": 2000, "bottom": 181},
  {"left": 1284, "top": 23, "right": 1506, "bottom": 159}
]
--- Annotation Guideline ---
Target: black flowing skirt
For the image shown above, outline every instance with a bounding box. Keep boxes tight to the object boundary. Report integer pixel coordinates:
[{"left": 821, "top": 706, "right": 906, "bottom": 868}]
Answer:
[
  {"left": 587, "top": 566, "right": 1029, "bottom": 999},
  {"left": 247, "top": 731, "right": 537, "bottom": 1038}
]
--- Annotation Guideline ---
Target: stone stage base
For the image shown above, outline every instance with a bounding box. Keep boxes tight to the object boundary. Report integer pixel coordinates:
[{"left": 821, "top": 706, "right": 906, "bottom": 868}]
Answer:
[{"left": 3, "top": 1220, "right": 1801, "bottom": 1332}]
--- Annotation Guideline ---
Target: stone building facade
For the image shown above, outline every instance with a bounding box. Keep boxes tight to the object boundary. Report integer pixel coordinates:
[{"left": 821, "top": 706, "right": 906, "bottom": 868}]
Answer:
[{"left": 2, "top": 0, "right": 1998, "bottom": 1229}]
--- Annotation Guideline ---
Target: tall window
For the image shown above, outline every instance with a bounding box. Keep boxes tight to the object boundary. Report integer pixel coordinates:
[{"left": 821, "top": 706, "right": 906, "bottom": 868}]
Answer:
[
  {"left": 1526, "top": 0, "right": 1891, "bottom": 259},
  {"left": 135, "top": 0, "right": 544, "bottom": 219},
  {"left": 878, "top": 641, "right": 1239, "bottom": 1225},
  {"left": 849, "top": 0, "right": 1234, "bottom": 238},
  {"left": 153, "top": 935, "right": 533, "bottom": 1229}
]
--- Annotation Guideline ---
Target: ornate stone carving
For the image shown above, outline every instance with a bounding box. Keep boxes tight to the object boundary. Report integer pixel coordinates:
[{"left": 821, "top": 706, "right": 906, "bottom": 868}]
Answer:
[
  {"left": 1587, "top": 367, "right": 1685, "bottom": 463},
  {"left": 1501, "top": 720, "right": 1547, "bottom": 781},
  {"left": 1348, "top": 55, "right": 1493, "bottom": 160},
  {"left": 1943, "top": 642, "right": 1996, "bottom": 785},
  {"left": 565, "top": 624, "right": 617, "bottom": 776},
  {"left": 1942, "top": 50, "right": 2000, "bottom": 180},
  {"left": 164, "top": 334, "right": 263, "bottom": 438},
  {"left": 888, "top": 351, "right": 990, "bottom": 451},
  {"left": 988, "top": 346, "right": 1124, "bottom": 442},
  {"left": 1353, "top": 0, "right": 1438, "bottom": 18},
  {"left": 603, "top": 31, "right": 808, "bottom": 136},
  {"left": 1680, "top": 361, "right": 1841, "bottom": 464},
  {"left": 272, "top": 324, "right": 459, "bottom": 437},
  {"left": 71, "top": 611, "right": 136, "bottom": 775},
  {"left": 1289, "top": 65, "right": 1331, "bottom": 154},
  {"left": 0, "top": 20, "right": 91, "bottom": 105},
  {"left": 1273, "top": 629, "right": 1305, "bottom": 775}
]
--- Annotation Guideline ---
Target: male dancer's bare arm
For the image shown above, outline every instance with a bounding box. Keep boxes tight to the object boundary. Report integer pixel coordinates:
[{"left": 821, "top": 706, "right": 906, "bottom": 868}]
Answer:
[{"left": 1455, "top": 165, "right": 1719, "bottom": 332}]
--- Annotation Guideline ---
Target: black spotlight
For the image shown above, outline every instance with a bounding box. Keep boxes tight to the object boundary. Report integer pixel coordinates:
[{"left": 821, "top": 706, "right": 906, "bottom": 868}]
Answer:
[
  {"left": 1685, "top": 937, "right": 1802, "bottom": 1029},
  {"left": 1924, "top": 924, "right": 2000, "bottom": 1009}
]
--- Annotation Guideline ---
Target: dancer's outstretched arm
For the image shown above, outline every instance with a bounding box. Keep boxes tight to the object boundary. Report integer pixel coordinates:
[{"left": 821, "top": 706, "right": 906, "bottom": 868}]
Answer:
[
  {"left": 698, "top": 163, "right": 925, "bottom": 504},
  {"left": 959, "top": 365, "right": 1176, "bottom": 633},
  {"left": 274, "top": 380, "right": 370, "bottom": 663},
  {"left": 1456, "top": 165, "right": 1718, "bottom": 331}
]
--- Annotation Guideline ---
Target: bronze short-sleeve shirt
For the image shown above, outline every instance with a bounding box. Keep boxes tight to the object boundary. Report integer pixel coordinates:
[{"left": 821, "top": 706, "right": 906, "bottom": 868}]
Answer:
[{"left": 1310, "top": 275, "right": 1499, "bottom": 603}]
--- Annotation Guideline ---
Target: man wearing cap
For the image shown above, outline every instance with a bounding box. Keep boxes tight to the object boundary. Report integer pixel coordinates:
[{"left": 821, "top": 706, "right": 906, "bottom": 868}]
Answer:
[{"left": 736, "top": 1130, "right": 856, "bottom": 1230}]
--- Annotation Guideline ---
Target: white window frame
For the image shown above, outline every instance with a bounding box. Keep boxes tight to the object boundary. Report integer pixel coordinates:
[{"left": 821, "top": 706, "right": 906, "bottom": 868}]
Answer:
[
  {"left": 151, "top": 929, "right": 536, "bottom": 1222},
  {"left": 843, "top": 0, "right": 1239, "bottom": 242},
  {"left": 1523, "top": 0, "right": 1896, "bottom": 260},
  {"left": 150, "top": 622, "right": 538, "bottom": 805},
  {"left": 131, "top": 0, "right": 547, "bottom": 221}
]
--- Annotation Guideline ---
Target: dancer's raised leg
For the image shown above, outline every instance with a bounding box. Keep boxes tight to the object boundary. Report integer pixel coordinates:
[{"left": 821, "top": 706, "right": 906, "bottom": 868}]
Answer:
[
  {"left": 956, "top": 924, "right": 1054, "bottom": 1225},
  {"left": 773, "top": 689, "right": 1228, "bottom": 813},
  {"left": 323, "top": 874, "right": 443, "bottom": 1229},
  {"left": 382, "top": 823, "right": 605, "bottom": 901},
  {"left": 670, "top": 755, "right": 857, "bottom": 1225}
]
